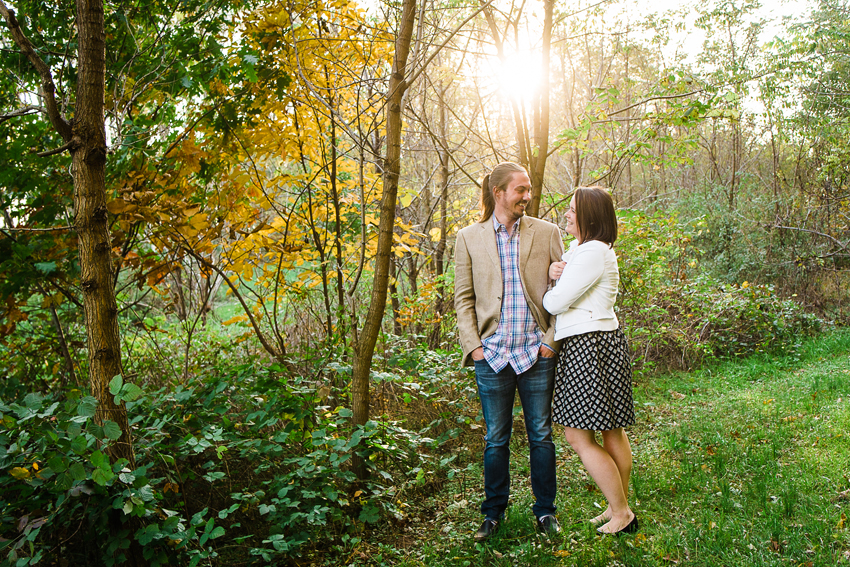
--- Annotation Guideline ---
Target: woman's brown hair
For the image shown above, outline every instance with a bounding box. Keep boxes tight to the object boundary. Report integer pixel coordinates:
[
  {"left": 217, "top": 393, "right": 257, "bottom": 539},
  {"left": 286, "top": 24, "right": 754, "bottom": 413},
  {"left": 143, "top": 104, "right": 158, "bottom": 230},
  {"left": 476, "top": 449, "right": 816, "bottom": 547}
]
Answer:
[
  {"left": 479, "top": 162, "right": 528, "bottom": 222},
  {"left": 574, "top": 186, "right": 617, "bottom": 247}
]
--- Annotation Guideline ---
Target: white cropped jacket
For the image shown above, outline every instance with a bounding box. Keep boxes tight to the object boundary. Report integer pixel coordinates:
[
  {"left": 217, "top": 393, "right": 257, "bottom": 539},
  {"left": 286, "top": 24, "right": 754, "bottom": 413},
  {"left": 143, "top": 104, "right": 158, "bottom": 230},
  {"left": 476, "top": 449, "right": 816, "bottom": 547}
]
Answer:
[{"left": 542, "top": 239, "right": 620, "bottom": 340}]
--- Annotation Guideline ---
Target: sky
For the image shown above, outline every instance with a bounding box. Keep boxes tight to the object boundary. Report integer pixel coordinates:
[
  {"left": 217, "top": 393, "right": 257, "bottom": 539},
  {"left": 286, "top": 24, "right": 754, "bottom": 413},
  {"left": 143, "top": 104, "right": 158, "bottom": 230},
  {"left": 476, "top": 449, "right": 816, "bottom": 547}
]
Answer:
[{"left": 625, "top": 0, "right": 812, "bottom": 63}]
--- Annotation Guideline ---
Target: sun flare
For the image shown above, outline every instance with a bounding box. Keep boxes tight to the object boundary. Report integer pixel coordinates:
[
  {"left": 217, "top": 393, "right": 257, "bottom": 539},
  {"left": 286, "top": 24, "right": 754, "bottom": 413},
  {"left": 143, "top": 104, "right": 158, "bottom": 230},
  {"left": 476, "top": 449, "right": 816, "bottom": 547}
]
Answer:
[{"left": 498, "top": 50, "right": 543, "bottom": 102}]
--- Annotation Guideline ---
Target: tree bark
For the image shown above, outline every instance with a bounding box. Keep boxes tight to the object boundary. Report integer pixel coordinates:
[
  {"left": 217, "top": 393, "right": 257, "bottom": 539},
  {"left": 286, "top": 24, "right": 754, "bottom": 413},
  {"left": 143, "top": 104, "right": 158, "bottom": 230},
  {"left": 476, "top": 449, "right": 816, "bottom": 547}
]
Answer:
[
  {"left": 430, "top": 79, "right": 450, "bottom": 348},
  {"left": 526, "top": 0, "right": 553, "bottom": 218},
  {"left": 350, "top": 0, "right": 417, "bottom": 480},
  {"left": 74, "top": 0, "right": 135, "bottom": 466}
]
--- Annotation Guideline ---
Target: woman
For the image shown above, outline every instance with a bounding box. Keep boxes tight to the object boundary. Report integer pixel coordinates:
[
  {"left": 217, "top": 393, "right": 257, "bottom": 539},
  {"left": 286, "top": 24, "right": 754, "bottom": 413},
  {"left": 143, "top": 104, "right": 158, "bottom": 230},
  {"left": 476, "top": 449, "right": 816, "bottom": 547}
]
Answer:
[{"left": 542, "top": 186, "right": 637, "bottom": 535}]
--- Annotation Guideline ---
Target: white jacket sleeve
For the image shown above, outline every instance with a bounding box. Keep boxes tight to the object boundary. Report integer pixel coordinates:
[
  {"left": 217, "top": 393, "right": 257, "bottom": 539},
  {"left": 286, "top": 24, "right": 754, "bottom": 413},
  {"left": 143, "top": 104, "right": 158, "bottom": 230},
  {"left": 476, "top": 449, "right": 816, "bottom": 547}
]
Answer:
[{"left": 542, "top": 243, "right": 605, "bottom": 315}]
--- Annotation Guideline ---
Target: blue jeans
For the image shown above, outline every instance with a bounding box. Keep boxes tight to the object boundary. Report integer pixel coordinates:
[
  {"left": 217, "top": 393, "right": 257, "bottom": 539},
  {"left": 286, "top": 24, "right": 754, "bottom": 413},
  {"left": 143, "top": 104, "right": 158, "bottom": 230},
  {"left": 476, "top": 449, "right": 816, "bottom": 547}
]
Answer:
[{"left": 474, "top": 355, "right": 557, "bottom": 520}]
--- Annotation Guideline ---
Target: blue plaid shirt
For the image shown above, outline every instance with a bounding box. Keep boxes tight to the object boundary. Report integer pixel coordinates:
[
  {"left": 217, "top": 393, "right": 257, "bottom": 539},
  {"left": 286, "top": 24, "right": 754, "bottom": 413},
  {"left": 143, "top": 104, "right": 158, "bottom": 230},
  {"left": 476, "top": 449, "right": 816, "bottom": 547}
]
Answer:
[{"left": 481, "top": 216, "right": 544, "bottom": 374}]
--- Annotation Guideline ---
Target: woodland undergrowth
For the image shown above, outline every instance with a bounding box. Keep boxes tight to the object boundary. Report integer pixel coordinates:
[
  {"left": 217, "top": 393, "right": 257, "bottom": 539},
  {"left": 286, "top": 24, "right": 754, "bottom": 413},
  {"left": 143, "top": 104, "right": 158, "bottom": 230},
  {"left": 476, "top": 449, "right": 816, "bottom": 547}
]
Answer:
[{"left": 0, "top": 210, "right": 836, "bottom": 567}]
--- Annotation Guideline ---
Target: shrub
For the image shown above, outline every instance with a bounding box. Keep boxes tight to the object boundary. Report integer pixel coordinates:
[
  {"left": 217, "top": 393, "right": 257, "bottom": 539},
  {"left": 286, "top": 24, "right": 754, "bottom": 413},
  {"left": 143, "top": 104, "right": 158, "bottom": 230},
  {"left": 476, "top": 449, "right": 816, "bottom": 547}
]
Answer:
[
  {"left": 0, "top": 358, "right": 468, "bottom": 566},
  {"left": 0, "top": 383, "right": 223, "bottom": 567},
  {"left": 622, "top": 278, "right": 822, "bottom": 371},
  {"left": 615, "top": 208, "right": 822, "bottom": 371}
]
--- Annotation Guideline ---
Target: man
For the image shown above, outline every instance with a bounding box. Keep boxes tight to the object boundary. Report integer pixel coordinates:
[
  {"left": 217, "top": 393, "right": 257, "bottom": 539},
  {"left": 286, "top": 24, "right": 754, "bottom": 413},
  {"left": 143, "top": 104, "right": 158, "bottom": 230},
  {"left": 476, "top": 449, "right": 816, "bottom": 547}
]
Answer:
[{"left": 454, "top": 162, "right": 564, "bottom": 542}]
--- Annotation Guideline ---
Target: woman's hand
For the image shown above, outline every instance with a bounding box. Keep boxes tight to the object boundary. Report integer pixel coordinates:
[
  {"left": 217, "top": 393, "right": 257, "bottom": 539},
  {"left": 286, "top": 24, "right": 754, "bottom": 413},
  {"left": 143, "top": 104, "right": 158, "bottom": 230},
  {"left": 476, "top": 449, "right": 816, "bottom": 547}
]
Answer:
[{"left": 549, "top": 261, "right": 566, "bottom": 282}]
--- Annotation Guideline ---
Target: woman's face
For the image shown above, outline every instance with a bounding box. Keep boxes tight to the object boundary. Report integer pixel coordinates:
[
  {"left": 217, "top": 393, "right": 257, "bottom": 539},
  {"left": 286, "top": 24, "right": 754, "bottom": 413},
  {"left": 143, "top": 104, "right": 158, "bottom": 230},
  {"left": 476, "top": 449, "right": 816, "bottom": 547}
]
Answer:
[{"left": 565, "top": 194, "right": 580, "bottom": 240}]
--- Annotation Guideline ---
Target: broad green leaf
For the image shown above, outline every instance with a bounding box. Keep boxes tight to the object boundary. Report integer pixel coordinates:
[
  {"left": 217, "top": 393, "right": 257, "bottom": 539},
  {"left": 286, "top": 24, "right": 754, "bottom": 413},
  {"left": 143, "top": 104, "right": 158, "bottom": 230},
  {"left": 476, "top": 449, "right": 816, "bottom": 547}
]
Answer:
[
  {"left": 23, "top": 393, "right": 42, "bottom": 410},
  {"left": 359, "top": 504, "right": 380, "bottom": 524},
  {"left": 48, "top": 456, "right": 68, "bottom": 473},
  {"left": 109, "top": 375, "right": 123, "bottom": 396},
  {"left": 33, "top": 261, "right": 57, "bottom": 274},
  {"left": 209, "top": 526, "right": 225, "bottom": 539},
  {"left": 121, "top": 384, "right": 143, "bottom": 402},
  {"left": 55, "top": 472, "right": 73, "bottom": 490},
  {"left": 69, "top": 463, "right": 86, "bottom": 481},
  {"left": 92, "top": 468, "right": 113, "bottom": 486},
  {"left": 77, "top": 397, "right": 98, "bottom": 418},
  {"left": 90, "top": 450, "right": 109, "bottom": 469},
  {"left": 103, "top": 420, "right": 123, "bottom": 440},
  {"left": 70, "top": 435, "right": 88, "bottom": 454}
]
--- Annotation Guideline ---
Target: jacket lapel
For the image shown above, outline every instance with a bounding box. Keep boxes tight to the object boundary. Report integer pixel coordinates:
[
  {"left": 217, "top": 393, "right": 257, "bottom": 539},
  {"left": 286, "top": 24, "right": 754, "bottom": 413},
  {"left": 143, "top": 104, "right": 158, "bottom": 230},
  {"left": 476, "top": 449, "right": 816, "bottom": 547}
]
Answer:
[
  {"left": 481, "top": 218, "right": 500, "bottom": 273},
  {"left": 519, "top": 216, "right": 535, "bottom": 272}
]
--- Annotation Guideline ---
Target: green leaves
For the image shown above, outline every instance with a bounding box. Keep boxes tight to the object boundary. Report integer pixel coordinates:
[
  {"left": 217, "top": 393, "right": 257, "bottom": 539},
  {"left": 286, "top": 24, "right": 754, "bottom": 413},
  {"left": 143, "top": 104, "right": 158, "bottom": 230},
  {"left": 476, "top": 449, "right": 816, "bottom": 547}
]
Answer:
[
  {"left": 89, "top": 450, "right": 115, "bottom": 486},
  {"left": 77, "top": 397, "right": 98, "bottom": 418},
  {"left": 108, "top": 375, "right": 143, "bottom": 406},
  {"left": 33, "top": 261, "right": 57, "bottom": 275},
  {"left": 102, "top": 420, "right": 123, "bottom": 440},
  {"left": 358, "top": 504, "right": 380, "bottom": 524}
]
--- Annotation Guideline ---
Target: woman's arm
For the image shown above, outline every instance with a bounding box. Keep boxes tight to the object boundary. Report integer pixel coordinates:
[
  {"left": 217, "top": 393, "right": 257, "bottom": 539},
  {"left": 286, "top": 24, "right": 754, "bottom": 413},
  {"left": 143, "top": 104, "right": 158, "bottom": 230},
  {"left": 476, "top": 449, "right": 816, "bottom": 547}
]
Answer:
[{"left": 542, "top": 244, "right": 605, "bottom": 315}]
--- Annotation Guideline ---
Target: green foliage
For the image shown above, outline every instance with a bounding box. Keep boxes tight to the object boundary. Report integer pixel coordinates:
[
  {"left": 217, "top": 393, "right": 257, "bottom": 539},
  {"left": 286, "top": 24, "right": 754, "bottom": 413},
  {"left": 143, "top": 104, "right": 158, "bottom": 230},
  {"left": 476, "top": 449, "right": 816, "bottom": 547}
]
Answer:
[
  {"left": 0, "top": 343, "right": 471, "bottom": 565},
  {"left": 616, "top": 209, "right": 822, "bottom": 370},
  {"left": 0, "top": 388, "right": 184, "bottom": 567},
  {"left": 626, "top": 277, "right": 821, "bottom": 370}
]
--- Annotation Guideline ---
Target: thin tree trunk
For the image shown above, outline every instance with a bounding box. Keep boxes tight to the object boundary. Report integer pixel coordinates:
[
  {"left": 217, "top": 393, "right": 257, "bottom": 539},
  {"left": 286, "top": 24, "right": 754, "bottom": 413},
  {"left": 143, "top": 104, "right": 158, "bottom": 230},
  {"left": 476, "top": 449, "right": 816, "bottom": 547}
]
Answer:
[
  {"left": 74, "top": 0, "right": 135, "bottom": 467},
  {"left": 527, "top": 0, "right": 554, "bottom": 218},
  {"left": 350, "top": 0, "right": 416, "bottom": 480},
  {"left": 36, "top": 280, "right": 79, "bottom": 389},
  {"left": 389, "top": 256, "right": 403, "bottom": 335},
  {"left": 430, "top": 81, "right": 450, "bottom": 348}
]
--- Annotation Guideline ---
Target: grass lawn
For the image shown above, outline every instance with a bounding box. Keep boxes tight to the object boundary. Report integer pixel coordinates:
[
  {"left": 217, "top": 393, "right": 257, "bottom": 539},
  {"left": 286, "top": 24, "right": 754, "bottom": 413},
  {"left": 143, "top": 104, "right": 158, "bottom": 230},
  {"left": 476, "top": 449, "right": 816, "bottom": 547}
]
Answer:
[{"left": 347, "top": 330, "right": 850, "bottom": 566}]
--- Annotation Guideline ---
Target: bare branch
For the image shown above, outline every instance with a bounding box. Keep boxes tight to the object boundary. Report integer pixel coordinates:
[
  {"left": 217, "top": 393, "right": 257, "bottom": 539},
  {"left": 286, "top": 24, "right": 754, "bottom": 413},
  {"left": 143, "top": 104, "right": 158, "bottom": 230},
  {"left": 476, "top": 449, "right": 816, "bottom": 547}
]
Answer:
[
  {"left": 607, "top": 89, "right": 706, "bottom": 117},
  {"left": 0, "top": 1, "right": 73, "bottom": 141},
  {"left": 772, "top": 224, "right": 848, "bottom": 252},
  {"left": 35, "top": 139, "right": 76, "bottom": 157},
  {"left": 0, "top": 104, "right": 45, "bottom": 124},
  {"left": 404, "top": 0, "right": 498, "bottom": 90},
  {"left": 1, "top": 225, "right": 74, "bottom": 232}
]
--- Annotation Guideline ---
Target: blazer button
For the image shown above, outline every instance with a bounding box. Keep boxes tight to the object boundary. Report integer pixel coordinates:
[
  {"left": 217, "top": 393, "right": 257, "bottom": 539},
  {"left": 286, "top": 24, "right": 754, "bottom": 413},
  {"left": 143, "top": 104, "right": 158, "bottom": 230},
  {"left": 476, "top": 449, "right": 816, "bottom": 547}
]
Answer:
[{"left": 497, "top": 296, "right": 501, "bottom": 300}]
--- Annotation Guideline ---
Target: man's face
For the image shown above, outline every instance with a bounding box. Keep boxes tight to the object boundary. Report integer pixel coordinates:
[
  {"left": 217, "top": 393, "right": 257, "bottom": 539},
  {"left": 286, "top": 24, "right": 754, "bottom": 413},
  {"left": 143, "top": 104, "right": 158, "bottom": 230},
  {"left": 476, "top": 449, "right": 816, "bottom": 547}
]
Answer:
[{"left": 494, "top": 171, "right": 532, "bottom": 224}]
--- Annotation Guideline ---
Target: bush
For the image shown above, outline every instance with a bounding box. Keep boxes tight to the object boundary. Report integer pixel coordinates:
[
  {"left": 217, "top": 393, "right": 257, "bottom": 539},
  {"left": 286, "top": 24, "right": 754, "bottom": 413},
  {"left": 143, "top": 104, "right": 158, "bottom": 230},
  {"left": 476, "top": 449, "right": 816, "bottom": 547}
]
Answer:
[
  {"left": 622, "top": 278, "right": 822, "bottom": 371},
  {"left": 615, "top": 208, "right": 822, "bottom": 371},
  {"left": 0, "top": 383, "right": 212, "bottom": 567},
  {"left": 0, "top": 359, "right": 467, "bottom": 566}
]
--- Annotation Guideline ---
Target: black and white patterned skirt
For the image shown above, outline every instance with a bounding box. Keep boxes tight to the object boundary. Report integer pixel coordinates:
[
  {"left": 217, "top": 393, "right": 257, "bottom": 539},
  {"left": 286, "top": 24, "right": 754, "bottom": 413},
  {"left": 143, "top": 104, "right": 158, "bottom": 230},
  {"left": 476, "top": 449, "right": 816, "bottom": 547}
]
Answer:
[{"left": 552, "top": 329, "right": 635, "bottom": 430}]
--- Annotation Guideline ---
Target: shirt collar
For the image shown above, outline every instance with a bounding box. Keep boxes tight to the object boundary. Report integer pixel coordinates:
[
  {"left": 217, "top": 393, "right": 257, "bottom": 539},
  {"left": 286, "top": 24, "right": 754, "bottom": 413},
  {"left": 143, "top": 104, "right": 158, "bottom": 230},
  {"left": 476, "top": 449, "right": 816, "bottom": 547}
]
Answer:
[{"left": 492, "top": 215, "right": 521, "bottom": 234}]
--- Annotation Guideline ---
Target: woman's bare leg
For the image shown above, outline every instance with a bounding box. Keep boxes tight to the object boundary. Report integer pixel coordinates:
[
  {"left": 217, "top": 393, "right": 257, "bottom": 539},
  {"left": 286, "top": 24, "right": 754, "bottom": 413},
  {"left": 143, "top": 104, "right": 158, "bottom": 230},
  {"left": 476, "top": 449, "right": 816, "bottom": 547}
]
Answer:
[
  {"left": 601, "top": 428, "right": 632, "bottom": 501},
  {"left": 564, "top": 427, "right": 634, "bottom": 532}
]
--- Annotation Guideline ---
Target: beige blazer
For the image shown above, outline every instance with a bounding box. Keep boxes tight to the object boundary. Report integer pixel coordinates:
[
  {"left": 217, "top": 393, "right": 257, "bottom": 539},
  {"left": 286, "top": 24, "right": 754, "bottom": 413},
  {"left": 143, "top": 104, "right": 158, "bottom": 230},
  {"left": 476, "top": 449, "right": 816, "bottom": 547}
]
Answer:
[{"left": 454, "top": 215, "right": 565, "bottom": 367}]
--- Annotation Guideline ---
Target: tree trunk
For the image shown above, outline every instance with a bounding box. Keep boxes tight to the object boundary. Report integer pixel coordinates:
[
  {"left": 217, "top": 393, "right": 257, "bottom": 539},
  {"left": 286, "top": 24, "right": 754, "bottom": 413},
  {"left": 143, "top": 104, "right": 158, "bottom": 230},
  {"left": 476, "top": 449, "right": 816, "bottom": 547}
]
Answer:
[
  {"left": 389, "top": 255, "right": 403, "bottom": 335},
  {"left": 526, "top": 0, "right": 554, "bottom": 218},
  {"left": 430, "top": 81, "right": 450, "bottom": 348},
  {"left": 350, "top": 0, "right": 416, "bottom": 480},
  {"left": 74, "top": 0, "right": 135, "bottom": 467}
]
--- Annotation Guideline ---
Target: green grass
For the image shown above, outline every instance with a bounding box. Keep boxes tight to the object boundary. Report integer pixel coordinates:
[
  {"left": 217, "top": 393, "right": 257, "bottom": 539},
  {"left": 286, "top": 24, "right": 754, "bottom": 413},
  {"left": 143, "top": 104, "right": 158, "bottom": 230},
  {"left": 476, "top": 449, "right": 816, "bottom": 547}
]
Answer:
[{"left": 336, "top": 330, "right": 850, "bottom": 566}]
